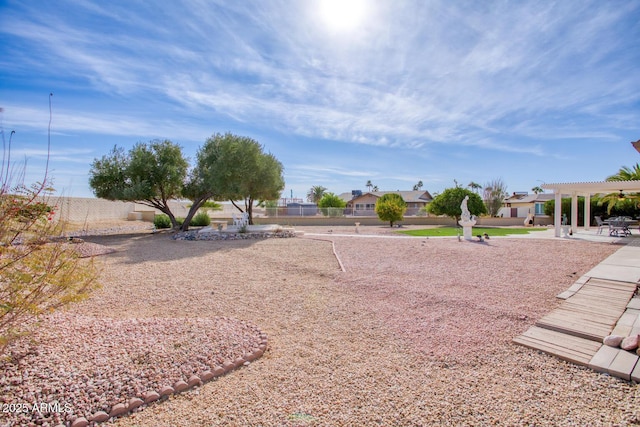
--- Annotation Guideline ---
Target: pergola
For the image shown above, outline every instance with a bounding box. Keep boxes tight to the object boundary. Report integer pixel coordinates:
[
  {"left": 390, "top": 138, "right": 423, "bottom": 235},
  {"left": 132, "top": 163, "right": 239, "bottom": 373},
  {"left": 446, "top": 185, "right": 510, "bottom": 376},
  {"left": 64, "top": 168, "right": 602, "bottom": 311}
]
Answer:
[{"left": 541, "top": 180, "right": 640, "bottom": 237}]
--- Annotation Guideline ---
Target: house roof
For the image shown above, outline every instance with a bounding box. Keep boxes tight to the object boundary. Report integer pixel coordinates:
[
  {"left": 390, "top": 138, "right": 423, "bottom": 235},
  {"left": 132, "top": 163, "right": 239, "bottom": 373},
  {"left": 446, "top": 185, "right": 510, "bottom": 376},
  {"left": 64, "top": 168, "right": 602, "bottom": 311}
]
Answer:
[
  {"left": 504, "top": 193, "right": 555, "bottom": 204},
  {"left": 339, "top": 190, "right": 433, "bottom": 204}
]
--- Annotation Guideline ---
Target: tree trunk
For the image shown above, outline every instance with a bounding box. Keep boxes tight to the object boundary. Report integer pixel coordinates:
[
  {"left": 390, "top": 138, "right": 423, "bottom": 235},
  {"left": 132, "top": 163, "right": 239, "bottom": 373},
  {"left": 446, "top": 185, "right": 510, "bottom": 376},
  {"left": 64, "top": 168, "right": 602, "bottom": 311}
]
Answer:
[
  {"left": 138, "top": 199, "right": 179, "bottom": 229},
  {"left": 246, "top": 197, "right": 254, "bottom": 225},
  {"left": 179, "top": 194, "right": 212, "bottom": 232}
]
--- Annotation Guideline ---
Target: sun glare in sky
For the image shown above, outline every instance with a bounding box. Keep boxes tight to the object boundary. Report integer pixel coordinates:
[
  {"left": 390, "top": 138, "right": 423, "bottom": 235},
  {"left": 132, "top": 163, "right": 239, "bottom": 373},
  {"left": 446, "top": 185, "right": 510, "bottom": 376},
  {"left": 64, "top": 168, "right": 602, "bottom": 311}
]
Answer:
[{"left": 318, "top": 0, "right": 368, "bottom": 32}]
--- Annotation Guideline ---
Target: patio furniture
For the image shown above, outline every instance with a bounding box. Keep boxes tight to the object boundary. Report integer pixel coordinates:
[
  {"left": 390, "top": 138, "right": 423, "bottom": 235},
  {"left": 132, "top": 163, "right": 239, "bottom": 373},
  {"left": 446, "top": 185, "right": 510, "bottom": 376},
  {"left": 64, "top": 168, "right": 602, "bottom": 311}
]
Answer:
[
  {"left": 607, "top": 217, "right": 632, "bottom": 237},
  {"left": 594, "top": 216, "right": 607, "bottom": 235}
]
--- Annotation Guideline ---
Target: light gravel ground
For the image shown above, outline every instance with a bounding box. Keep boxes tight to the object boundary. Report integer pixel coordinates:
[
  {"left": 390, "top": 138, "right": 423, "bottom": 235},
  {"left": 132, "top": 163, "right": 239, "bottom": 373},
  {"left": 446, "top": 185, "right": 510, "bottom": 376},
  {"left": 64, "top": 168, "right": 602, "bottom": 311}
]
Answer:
[{"left": 2, "top": 223, "right": 639, "bottom": 426}]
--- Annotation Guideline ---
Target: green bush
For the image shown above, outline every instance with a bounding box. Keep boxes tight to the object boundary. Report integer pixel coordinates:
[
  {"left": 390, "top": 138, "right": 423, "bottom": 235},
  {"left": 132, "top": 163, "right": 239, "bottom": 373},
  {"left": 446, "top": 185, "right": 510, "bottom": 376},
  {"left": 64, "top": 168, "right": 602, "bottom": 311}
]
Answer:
[
  {"left": 375, "top": 193, "right": 407, "bottom": 227},
  {"left": 318, "top": 193, "right": 346, "bottom": 217},
  {"left": 191, "top": 211, "right": 211, "bottom": 226},
  {"left": 153, "top": 214, "right": 172, "bottom": 229}
]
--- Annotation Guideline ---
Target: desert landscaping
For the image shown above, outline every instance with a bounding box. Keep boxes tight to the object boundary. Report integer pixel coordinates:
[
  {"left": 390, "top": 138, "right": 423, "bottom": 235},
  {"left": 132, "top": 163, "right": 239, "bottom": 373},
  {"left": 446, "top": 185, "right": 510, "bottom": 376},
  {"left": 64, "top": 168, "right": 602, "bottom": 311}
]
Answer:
[{"left": 1, "top": 224, "right": 639, "bottom": 426}]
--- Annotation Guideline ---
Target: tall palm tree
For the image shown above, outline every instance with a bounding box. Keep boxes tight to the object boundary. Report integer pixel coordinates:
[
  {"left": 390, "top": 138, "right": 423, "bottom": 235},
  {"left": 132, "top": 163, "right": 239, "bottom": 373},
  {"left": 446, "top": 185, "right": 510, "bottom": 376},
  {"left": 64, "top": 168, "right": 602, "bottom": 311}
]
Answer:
[
  {"left": 306, "top": 185, "right": 327, "bottom": 203},
  {"left": 366, "top": 180, "right": 373, "bottom": 192}
]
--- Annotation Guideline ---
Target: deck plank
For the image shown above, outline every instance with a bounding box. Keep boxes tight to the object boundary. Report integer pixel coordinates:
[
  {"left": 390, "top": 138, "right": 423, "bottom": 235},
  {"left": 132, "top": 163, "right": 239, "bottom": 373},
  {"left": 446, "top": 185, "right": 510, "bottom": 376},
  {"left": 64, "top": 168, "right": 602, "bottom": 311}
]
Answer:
[
  {"left": 513, "top": 326, "right": 601, "bottom": 366},
  {"left": 534, "top": 279, "right": 637, "bottom": 343}
]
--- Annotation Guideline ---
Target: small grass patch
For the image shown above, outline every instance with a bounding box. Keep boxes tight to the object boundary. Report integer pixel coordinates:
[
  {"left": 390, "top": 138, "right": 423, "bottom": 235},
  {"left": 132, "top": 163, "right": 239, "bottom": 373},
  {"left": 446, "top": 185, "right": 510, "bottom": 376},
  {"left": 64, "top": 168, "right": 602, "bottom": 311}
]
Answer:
[{"left": 398, "top": 227, "right": 549, "bottom": 237}]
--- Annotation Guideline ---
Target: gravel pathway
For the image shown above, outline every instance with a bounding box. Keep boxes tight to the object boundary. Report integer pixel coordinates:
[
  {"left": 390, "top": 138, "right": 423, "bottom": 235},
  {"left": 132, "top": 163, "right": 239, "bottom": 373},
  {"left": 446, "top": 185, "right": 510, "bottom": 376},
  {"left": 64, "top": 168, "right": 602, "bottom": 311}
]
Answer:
[{"left": 2, "top": 227, "right": 639, "bottom": 426}]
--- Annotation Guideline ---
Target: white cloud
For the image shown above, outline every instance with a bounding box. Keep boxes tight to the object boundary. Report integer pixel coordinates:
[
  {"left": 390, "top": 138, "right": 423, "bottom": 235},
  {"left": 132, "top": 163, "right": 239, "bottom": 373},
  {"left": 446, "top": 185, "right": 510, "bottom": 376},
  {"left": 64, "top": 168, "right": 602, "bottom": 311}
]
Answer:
[{"left": 2, "top": 0, "right": 639, "bottom": 178}]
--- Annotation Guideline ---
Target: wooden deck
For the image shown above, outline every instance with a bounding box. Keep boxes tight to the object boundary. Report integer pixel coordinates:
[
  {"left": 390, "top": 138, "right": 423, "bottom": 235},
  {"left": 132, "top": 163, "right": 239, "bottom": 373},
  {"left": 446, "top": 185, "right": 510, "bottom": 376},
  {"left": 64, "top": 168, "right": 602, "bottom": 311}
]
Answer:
[
  {"left": 514, "top": 276, "right": 639, "bottom": 381},
  {"left": 535, "top": 278, "right": 637, "bottom": 342}
]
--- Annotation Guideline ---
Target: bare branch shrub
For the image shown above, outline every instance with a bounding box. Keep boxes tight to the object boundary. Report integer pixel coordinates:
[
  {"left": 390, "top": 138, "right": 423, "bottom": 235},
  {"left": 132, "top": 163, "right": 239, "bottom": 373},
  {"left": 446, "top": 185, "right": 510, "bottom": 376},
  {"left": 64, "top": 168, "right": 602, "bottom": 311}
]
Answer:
[{"left": 0, "top": 98, "right": 99, "bottom": 354}]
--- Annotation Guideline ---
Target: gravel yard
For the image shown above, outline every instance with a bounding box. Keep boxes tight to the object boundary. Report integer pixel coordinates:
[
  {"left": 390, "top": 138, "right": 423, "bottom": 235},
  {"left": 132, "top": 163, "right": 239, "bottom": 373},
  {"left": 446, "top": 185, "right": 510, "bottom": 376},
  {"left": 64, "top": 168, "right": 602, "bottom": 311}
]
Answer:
[{"left": 2, "top": 225, "right": 639, "bottom": 426}]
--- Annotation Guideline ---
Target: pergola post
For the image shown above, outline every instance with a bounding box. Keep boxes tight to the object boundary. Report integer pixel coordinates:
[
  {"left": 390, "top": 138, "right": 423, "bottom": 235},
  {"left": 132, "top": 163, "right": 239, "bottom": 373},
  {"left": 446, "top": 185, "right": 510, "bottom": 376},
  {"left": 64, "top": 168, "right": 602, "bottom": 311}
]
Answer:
[
  {"left": 554, "top": 191, "right": 562, "bottom": 237},
  {"left": 584, "top": 194, "right": 591, "bottom": 231},
  {"left": 571, "top": 192, "right": 578, "bottom": 233}
]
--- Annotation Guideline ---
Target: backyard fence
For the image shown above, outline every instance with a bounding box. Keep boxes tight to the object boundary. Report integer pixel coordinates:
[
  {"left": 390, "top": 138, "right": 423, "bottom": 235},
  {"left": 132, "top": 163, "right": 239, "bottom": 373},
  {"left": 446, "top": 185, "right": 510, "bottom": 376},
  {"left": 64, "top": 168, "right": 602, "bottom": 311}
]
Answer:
[{"left": 30, "top": 196, "right": 554, "bottom": 226}]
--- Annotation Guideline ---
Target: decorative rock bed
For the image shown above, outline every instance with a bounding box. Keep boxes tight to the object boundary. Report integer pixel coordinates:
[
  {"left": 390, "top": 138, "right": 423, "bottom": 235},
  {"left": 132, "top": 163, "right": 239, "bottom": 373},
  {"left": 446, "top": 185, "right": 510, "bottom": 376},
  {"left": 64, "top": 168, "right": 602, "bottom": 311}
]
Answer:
[
  {"left": 172, "top": 229, "right": 296, "bottom": 241},
  {"left": 0, "top": 313, "right": 268, "bottom": 426}
]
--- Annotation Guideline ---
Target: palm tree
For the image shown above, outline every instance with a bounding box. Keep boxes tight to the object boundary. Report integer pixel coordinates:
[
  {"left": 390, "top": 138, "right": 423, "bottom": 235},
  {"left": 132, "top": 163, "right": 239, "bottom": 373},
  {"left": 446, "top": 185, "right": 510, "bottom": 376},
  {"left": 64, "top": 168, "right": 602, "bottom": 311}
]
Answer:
[
  {"left": 467, "top": 181, "right": 482, "bottom": 193},
  {"left": 366, "top": 180, "right": 373, "bottom": 192},
  {"left": 306, "top": 185, "right": 327, "bottom": 203},
  {"left": 531, "top": 186, "right": 544, "bottom": 194},
  {"left": 601, "top": 163, "right": 640, "bottom": 213},
  {"left": 606, "top": 163, "right": 640, "bottom": 181},
  {"left": 413, "top": 180, "right": 424, "bottom": 191},
  {"left": 372, "top": 185, "right": 379, "bottom": 192}
]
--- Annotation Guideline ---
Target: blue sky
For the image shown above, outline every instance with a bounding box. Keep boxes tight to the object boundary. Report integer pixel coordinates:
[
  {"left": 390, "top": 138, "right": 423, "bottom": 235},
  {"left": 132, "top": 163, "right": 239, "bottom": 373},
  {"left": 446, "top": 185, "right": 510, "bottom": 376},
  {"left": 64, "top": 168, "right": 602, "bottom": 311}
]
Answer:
[{"left": 1, "top": 0, "right": 639, "bottom": 200}]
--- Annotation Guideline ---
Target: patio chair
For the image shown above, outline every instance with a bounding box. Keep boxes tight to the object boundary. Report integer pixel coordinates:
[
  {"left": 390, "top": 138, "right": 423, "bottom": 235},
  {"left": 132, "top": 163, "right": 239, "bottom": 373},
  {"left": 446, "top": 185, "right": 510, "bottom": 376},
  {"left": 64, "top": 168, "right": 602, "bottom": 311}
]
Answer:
[{"left": 594, "top": 216, "right": 607, "bottom": 235}]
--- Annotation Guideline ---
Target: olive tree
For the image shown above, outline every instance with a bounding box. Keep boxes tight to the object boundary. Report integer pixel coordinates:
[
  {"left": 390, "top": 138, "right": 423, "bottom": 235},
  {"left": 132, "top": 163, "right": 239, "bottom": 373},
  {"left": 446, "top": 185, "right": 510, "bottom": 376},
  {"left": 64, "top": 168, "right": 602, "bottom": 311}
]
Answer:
[
  {"left": 194, "top": 133, "right": 284, "bottom": 224},
  {"left": 427, "top": 187, "right": 486, "bottom": 223},
  {"left": 89, "top": 140, "right": 189, "bottom": 229},
  {"left": 375, "top": 193, "right": 407, "bottom": 227}
]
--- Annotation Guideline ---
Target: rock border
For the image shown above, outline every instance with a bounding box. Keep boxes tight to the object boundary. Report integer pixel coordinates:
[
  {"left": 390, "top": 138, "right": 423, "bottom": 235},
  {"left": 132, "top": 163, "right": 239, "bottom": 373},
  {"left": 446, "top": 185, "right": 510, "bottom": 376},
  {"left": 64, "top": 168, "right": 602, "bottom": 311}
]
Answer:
[
  {"left": 62, "top": 330, "right": 268, "bottom": 427},
  {"left": 172, "top": 230, "right": 296, "bottom": 241}
]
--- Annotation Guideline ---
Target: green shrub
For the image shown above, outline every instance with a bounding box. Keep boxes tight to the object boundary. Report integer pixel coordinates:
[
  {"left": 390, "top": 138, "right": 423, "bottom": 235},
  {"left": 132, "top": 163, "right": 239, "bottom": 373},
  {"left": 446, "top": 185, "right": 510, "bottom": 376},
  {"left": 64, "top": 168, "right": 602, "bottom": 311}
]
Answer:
[
  {"left": 375, "top": 193, "right": 407, "bottom": 227},
  {"left": 153, "top": 214, "right": 172, "bottom": 229},
  {"left": 191, "top": 211, "right": 211, "bottom": 227},
  {"left": 318, "top": 193, "right": 346, "bottom": 216}
]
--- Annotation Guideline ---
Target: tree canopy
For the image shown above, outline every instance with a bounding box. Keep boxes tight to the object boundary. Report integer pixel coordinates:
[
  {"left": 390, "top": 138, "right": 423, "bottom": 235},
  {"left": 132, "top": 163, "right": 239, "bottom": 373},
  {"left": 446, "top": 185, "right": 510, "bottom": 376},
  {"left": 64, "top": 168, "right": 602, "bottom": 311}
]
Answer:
[
  {"left": 89, "top": 139, "right": 189, "bottom": 229},
  {"left": 606, "top": 163, "right": 640, "bottom": 181},
  {"left": 601, "top": 163, "right": 640, "bottom": 213},
  {"left": 193, "top": 133, "right": 285, "bottom": 224},
  {"left": 483, "top": 178, "right": 508, "bottom": 217},
  {"left": 375, "top": 193, "right": 407, "bottom": 227},
  {"left": 307, "top": 185, "right": 327, "bottom": 203},
  {"left": 318, "top": 192, "right": 346, "bottom": 216},
  {"left": 427, "top": 187, "right": 486, "bottom": 222},
  {"left": 90, "top": 133, "right": 285, "bottom": 229},
  {"left": 467, "top": 181, "right": 482, "bottom": 193}
]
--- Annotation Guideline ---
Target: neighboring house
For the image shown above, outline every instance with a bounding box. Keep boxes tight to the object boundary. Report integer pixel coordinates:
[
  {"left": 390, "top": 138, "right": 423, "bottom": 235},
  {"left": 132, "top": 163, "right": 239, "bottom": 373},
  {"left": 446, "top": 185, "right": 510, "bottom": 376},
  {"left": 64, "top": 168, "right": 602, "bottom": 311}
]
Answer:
[
  {"left": 499, "top": 192, "right": 554, "bottom": 218},
  {"left": 338, "top": 190, "right": 434, "bottom": 216}
]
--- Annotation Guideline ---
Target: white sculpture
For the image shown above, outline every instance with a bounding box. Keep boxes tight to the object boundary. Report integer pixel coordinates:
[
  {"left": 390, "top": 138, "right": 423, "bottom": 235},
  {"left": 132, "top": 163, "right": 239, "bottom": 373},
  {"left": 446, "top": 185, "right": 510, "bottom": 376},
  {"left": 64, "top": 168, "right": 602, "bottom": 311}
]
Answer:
[
  {"left": 458, "top": 195, "right": 477, "bottom": 241},
  {"left": 460, "top": 196, "right": 471, "bottom": 222}
]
